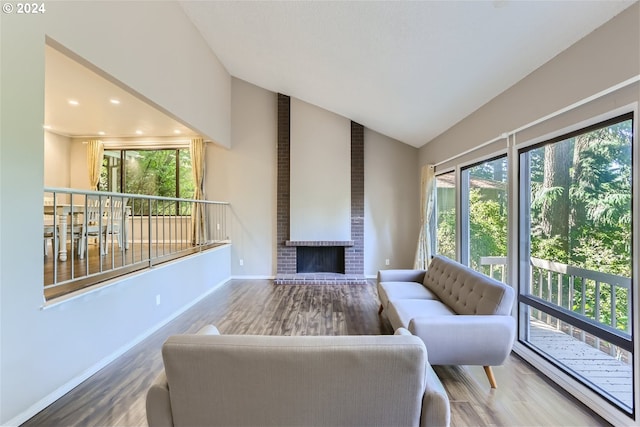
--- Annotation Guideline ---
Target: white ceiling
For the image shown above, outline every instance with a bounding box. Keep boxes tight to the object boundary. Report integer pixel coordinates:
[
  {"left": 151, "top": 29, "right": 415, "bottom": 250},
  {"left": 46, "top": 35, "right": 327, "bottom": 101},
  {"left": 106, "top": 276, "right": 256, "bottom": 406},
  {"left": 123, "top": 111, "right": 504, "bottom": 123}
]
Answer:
[
  {"left": 45, "top": 1, "right": 636, "bottom": 148},
  {"left": 181, "top": 0, "right": 635, "bottom": 148},
  {"left": 44, "top": 45, "right": 198, "bottom": 139}
]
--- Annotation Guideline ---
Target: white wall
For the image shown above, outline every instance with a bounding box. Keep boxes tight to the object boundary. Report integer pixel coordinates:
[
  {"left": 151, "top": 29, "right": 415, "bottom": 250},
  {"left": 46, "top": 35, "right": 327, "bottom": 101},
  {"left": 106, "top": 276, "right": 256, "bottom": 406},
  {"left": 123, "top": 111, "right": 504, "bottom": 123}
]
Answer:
[
  {"left": 208, "top": 78, "right": 277, "bottom": 277},
  {"left": 43, "top": 131, "right": 71, "bottom": 188},
  {"left": 365, "top": 129, "right": 420, "bottom": 275},
  {"left": 0, "top": 3, "right": 232, "bottom": 424},
  {"left": 290, "top": 98, "right": 351, "bottom": 242}
]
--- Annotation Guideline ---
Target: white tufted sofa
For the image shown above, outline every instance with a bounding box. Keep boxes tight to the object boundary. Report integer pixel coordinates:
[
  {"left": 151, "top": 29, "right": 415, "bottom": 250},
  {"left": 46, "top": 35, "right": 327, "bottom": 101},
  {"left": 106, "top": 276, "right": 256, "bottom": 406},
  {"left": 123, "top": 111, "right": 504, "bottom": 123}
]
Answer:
[{"left": 377, "top": 255, "right": 516, "bottom": 388}]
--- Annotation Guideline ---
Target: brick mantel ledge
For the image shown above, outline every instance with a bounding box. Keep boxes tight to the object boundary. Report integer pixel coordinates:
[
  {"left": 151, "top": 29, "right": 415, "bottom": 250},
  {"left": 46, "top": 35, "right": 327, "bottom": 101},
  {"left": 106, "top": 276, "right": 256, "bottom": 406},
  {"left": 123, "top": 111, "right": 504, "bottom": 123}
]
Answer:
[{"left": 285, "top": 240, "right": 354, "bottom": 247}]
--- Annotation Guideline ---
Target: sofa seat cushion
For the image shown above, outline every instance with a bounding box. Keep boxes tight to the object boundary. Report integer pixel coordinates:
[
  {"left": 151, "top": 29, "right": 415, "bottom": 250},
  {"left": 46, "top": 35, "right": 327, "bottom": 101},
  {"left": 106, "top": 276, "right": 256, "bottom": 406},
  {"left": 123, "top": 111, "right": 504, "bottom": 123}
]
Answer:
[
  {"left": 378, "top": 281, "right": 438, "bottom": 309},
  {"left": 387, "top": 299, "right": 455, "bottom": 331}
]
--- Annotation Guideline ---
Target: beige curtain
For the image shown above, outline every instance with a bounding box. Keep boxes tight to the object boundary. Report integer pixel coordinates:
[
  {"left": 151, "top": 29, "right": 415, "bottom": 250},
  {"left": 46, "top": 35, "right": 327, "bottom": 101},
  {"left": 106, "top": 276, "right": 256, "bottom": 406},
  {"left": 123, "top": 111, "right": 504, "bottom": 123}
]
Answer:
[
  {"left": 190, "top": 137, "right": 208, "bottom": 244},
  {"left": 86, "top": 140, "right": 104, "bottom": 190},
  {"left": 414, "top": 164, "right": 436, "bottom": 269}
]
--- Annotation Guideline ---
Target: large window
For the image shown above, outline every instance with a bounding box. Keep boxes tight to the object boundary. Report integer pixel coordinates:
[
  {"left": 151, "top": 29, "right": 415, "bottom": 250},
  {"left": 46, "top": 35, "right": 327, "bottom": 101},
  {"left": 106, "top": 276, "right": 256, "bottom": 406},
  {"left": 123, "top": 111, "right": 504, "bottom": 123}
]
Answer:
[
  {"left": 101, "top": 149, "right": 194, "bottom": 214},
  {"left": 460, "top": 156, "right": 508, "bottom": 281},
  {"left": 518, "top": 113, "right": 634, "bottom": 413},
  {"left": 435, "top": 171, "right": 456, "bottom": 259}
]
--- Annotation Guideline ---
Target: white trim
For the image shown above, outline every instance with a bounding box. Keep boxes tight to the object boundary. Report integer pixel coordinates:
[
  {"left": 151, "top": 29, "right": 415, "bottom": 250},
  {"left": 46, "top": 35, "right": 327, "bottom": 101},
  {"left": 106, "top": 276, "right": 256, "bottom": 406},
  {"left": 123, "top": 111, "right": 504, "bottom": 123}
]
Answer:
[
  {"left": 514, "top": 102, "right": 638, "bottom": 151},
  {"left": 456, "top": 146, "right": 508, "bottom": 171},
  {"left": 230, "top": 275, "right": 275, "bottom": 280},
  {"left": 632, "top": 101, "right": 640, "bottom": 420},
  {"left": 9, "top": 277, "right": 231, "bottom": 427},
  {"left": 435, "top": 135, "right": 506, "bottom": 167}
]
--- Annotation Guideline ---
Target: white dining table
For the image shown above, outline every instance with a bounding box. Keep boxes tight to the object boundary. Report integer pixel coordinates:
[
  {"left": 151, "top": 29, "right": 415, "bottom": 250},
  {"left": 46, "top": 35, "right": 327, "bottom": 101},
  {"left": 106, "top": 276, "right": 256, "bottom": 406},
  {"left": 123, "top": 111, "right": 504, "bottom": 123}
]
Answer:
[{"left": 44, "top": 203, "right": 130, "bottom": 261}]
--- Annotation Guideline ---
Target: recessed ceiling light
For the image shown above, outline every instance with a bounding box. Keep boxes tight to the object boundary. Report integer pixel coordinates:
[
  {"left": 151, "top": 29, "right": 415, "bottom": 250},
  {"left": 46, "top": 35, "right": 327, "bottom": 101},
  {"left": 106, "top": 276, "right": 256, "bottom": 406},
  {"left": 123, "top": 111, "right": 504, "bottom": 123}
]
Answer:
[
  {"left": 135, "top": 130, "right": 143, "bottom": 135},
  {"left": 174, "top": 129, "right": 182, "bottom": 134},
  {"left": 98, "top": 131, "right": 106, "bottom": 136},
  {"left": 68, "top": 99, "right": 79, "bottom": 106},
  {"left": 43, "top": 125, "right": 52, "bottom": 130},
  {"left": 109, "top": 98, "right": 120, "bottom": 105}
]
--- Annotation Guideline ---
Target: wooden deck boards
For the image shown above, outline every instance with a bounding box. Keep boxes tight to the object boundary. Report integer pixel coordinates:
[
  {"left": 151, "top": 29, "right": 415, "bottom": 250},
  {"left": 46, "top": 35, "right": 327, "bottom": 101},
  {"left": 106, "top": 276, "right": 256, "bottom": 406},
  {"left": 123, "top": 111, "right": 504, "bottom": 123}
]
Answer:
[{"left": 529, "top": 319, "right": 633, "bottom": 408}]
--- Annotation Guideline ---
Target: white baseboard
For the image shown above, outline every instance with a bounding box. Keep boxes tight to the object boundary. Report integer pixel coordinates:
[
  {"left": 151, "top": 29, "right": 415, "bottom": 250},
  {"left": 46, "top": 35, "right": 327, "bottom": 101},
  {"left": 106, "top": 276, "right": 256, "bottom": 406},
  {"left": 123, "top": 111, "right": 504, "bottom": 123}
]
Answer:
[
  {"left": 230, "top": 275, "right": 275, "bottom": 280},
  {"left": 6, "top": 277, "right": 231, "bottom": 427}
]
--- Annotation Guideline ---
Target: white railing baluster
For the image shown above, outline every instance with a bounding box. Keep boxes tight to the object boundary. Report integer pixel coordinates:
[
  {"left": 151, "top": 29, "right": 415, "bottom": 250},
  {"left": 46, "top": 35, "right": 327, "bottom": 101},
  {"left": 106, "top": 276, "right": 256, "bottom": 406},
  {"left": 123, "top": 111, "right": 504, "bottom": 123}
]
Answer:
[
  {"left": 479, "top": 255, "right": 630, "bottom": 354},
  {"left": 43, "top": 188, "right": 229, "bottom": 299}
]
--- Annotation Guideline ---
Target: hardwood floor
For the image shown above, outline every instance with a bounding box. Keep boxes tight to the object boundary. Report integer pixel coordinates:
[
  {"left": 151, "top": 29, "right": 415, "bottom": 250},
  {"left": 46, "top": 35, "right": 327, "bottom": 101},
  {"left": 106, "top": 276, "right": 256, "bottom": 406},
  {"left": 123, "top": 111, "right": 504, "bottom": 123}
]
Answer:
[{"left": 22, "top": 279, "right": 610, "bottom": 427}]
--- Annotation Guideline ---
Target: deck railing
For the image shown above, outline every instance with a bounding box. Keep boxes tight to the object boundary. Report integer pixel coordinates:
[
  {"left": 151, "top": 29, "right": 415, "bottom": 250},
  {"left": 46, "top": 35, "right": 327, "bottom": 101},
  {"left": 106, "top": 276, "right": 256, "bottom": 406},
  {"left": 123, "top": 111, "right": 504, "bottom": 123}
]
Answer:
[
  {"left": 480, "top": 255, "right": 631, "bottom": 360},
  {"left": 43, "top": 187, "right": 230, "bottom": 300}
]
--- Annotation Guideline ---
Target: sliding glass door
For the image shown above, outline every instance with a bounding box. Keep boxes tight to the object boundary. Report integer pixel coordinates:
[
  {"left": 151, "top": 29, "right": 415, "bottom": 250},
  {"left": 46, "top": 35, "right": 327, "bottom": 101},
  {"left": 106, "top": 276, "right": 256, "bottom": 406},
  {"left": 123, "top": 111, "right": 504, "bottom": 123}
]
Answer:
[{"left": 518, "top": 113, "right": 634, "bottom": 413}]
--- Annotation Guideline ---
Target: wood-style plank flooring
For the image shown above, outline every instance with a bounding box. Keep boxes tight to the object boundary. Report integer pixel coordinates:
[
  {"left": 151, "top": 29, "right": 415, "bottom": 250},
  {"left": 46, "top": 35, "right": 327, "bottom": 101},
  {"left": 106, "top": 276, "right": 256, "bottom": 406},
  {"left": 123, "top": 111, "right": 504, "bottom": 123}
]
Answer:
[{"left": 22, "top": 279, "right": 610, "bottom": 427}]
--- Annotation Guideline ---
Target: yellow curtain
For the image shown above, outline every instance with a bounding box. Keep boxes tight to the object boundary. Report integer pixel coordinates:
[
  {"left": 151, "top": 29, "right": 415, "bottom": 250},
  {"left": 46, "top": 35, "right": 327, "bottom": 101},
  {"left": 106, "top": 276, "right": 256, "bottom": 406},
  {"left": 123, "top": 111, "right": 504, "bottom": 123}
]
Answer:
[
  {"left": 190, "top": 137, "right": 208, "bottom": 244},
  {"left": 86, "top": 140, "right": 104, "bottom": 191},
  {"left": 414, "top": 164, "right": 435, "bottom": 269}
]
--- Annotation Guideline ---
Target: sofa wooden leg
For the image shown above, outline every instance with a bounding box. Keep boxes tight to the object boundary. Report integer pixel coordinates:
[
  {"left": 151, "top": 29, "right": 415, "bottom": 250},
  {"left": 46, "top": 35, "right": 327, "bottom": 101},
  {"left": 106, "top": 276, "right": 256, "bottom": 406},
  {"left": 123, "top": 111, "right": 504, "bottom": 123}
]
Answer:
[
  {"left": 484, "top": 366, "right": 497, "bottom": 389},
  {"left": 378, "top": 304, "right": 384, "bottom": 315}
]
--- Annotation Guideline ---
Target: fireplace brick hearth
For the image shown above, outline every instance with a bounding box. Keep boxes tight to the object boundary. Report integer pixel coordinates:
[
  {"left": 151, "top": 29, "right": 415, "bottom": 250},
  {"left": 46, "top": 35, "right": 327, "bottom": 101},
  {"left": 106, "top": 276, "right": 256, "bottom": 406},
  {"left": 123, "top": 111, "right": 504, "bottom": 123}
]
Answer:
[{"left": 275, "top": 94, "right": 366, "bottom": 285}]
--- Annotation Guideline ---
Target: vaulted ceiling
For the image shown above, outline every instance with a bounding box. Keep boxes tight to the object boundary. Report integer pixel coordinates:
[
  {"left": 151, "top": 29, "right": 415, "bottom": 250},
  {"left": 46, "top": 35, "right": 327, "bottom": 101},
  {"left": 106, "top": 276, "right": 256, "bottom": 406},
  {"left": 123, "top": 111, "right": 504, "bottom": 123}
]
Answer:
[
  {"left": 45, "top": 1, "right": 636, "bottom": 148},
  {"left": 181, "top": 0, "right": 635, "bottom": 147}
]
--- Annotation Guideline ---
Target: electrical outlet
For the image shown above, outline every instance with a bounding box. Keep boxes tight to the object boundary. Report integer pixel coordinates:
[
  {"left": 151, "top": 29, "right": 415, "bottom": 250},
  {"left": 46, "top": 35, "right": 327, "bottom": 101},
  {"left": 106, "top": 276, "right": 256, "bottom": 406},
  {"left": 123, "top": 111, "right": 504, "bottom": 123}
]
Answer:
[
  {"left": 385, "top": 259, "right": 390, "bottom": 266},
  {"left": 239, "top": 259, "right": 244, "bottom": 266},
  {"left": 156, "top": 295, "right": 161, "bottom": 306}
]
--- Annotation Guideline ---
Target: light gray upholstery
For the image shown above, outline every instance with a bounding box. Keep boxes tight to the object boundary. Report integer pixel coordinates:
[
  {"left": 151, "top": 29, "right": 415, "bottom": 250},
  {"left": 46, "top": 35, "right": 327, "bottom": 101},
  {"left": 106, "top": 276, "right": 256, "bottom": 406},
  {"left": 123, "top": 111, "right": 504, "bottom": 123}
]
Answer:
[
  {"left": 422, "top": 256, "right": 514, "bottom": 316},
  {"left": 378, "top": 256, "right": 516, "bottom": 386},
  {"left": 146, "top": 326, "right": 450, "bottom": 427},
  {"left": 146, "top": 325, "right": 220, "bottom": 427},
  {"left": 377, "top": 270, "right": 431, "bottom": 310}
]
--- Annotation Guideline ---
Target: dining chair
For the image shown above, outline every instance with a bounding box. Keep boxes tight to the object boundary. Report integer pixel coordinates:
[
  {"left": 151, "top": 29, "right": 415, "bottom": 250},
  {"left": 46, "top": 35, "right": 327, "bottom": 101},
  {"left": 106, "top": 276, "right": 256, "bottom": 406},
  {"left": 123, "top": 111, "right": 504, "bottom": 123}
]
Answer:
[
  {"left": 104, "top": 197, "right": 128, "bottom": 253},
  {"left": 78, "top": 197, "right": 107, "bottom": 259},
  {"left": 43, "top": 224, "right": 58, "bottom": 257}
]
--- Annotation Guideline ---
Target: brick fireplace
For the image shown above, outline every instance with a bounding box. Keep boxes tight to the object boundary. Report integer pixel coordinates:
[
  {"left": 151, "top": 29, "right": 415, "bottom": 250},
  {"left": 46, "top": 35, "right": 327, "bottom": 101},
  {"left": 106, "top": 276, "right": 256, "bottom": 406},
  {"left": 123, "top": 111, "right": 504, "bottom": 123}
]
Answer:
[{"left": 275, "top": 94, "right": 366, "bottom": 285}]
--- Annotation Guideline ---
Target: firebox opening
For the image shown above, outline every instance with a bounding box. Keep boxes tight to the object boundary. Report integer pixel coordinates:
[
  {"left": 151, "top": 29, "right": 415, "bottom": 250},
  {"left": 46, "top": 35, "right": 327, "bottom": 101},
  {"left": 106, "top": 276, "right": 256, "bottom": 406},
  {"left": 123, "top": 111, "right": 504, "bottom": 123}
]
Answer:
[{"left": 296, "top": 246, "right": 345, "bottom": 274}]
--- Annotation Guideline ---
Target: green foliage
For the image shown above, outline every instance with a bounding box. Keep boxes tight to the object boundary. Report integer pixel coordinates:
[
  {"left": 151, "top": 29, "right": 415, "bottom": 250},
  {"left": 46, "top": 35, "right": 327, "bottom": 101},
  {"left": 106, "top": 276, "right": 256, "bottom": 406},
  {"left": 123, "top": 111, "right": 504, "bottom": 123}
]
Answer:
[
  {"left": 436, "top": 204, "right": 456, "bottom": 260},
  {"left": 468, "top": 189, "right": 507, "bottom": 271},
  {"left": 527, "top": 119, "right": 632, "bottom": 332},
  {"left": 101, "top": 148, "right": 195, "bottom": 216}
]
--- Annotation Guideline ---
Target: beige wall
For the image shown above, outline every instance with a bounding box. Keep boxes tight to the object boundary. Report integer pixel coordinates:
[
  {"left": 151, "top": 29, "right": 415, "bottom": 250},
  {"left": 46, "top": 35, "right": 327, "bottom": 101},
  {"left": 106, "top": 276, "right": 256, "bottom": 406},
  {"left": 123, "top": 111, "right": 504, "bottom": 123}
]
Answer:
[
  {"left": 420, "top": 3, "right": 639, "bottom": 170},
  {"left": 43, "top": 131, "right": 71, "bottom": 188},
  {"left": 290, "top": 98, "right": 351, "bottom": 242},
  {"left": 207, "top": 78, "right": 277, "bottom": 277},
  {"left": 365, "top": 128, "right": 420, "bottom": 274},
  {"left": 209, "top": 78, "right": 420, "bottom": 277}
]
